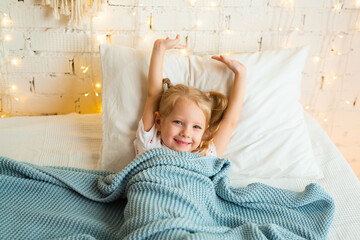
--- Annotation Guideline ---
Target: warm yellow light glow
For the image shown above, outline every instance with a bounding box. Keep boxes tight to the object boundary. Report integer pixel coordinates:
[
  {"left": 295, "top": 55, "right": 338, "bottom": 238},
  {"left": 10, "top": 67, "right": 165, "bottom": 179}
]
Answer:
[
  {"left": 132, "top": 11, "right": 136, "bottom": 16},
  {"left": 2, "top": 17, "right": 12, "bottom": 26},
  {"left": 313, "top": 56, "right": 320, "bottom": 62},
  {"left": 95, "top": 83, "right": 101, "bottom": 88},
  {"left": 4, "top": 34, "right": 11, "bottom": 41},
  {"left": 180, "top": 49, "right": 188, "bottom": 56},
  {"left": 84, "top": 92, "right": 89, "bottom": 97},
  {"left": 338, "top": 34, "right": 344, "bottom": 38},
  {"left": 278, "top": 27, "right": 283, "bottom": 32},
  {"left": 95, "top": 92, "right": 99, "bottom": 96},
  {"left": 1, "top": 114, "right": 6, "bottom": 118},
  {"left": 333, "top": 75, "right": 337, "bottom": 80},
  {"left": 221, "top": 52, "right": 233, "bottom": 56},
  {"left": 11, "top": 58, "right": 20, "bottom": 65},
  {"left": 295, "top": 27, "right": 300, "bottom": 31},
  {"left": 337, "top": 52, "right": 343, "bottom": 56},
  {"left": 210, "top": 2, "right": 218, "bottom": 7},
  {"left": 81, "top": 66, "right": 89, "bottom": 73},
  {"left": 333, "top": 3, "right": 342, "bottom": 12},
  {"left": 225, "top": 28, "right": 231, "bottom": 34},
  {"left": 97, "top": 35, "right": 106, "bottom": 44},
  {"left": 196, "top": 20, "right": 203, "bottom": 28},
  {"left": 323, "top": 118, "right": 329, "bottom": 122},
  {"left": 14, "top": 97, "right": 19, "bottom": 101},
  {"left": 11, "top": 85, "right": 17, "bottom": 90},
  {"left": 356, "top": 0, "right": 360, "bottom": 7},
  {"left": 345, "top": 100, "right": 351, "bottom": 104},
  {"left": 305, "top": 105, "right": 310, "bottom": 110},
  {"left": 189, "top": 0, "right": 197, "bottom": 6}
]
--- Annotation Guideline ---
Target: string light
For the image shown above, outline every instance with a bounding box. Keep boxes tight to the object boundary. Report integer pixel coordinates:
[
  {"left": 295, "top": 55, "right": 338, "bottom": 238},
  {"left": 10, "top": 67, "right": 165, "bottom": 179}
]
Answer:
[
  {"left": 95, "top": 83, "right": 101, "bottom": 88},
  {"left": 11, "top": 58, "right": 20, "bottom": 65},
  {"left": 333, "top": 3, "right": 342, "bottom": 12},
  {"left": 4, "top": 34, "right": 11, "bottom": 41},
  {"left": 2, "top": 17, "right": 12, "bottom": 26},
  {"left": 96, "top": 35, "right": 106, "bottom": 44},
  {"left": 196, "top": 20, "right": 203, "bottom": 28},
  {"left": 356, "top": 0, "right": 360, "bottom": 8},
  {"left": 313, "top": 56, "right": 320, "bottom": 62},
  {"left": 11, "top": 85, "right": 17, "bottom": 90},
  {"left": 1, "top": 114, "right": 6, "bottom": 118},
  {"left": 180, "top": 49, "right": 189, "bottom": 56},
  {"left": 188, "top": 0, "right": 197, "bottom": 6},
  {"left": 84, "top": 92, "right": 89, "bottom": 97},
  {"left": 81, "top": 66, "right": 89, "bottom": 73}
]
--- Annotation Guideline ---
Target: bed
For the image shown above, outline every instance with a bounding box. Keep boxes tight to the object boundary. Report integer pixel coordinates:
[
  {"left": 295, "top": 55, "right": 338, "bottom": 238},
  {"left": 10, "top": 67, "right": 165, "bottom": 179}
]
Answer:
[
  {"left": 1, "top": 45, "right": 359, "bottom": 239},
  {"left": 0, "top": 111, "right": 359, "bottom": 239}
]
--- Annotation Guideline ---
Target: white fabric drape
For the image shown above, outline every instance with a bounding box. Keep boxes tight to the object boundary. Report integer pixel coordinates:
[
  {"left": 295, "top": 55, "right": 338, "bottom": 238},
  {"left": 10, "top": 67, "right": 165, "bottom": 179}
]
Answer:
[{"left": 42, "top": 0, "right": 104, "bottom": 26}]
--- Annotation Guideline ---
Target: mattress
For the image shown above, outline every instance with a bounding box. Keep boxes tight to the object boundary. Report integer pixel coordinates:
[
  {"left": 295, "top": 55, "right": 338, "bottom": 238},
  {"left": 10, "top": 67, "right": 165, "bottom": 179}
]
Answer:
[{"left": 0, "top": 111, "right": 359, "bottom": 239}]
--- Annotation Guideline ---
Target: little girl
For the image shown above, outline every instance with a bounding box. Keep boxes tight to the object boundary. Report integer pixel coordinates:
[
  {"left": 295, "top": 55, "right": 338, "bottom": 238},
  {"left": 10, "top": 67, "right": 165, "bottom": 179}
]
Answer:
[{"left": 134, "top": 34, "right": 247, "bottom": 157}]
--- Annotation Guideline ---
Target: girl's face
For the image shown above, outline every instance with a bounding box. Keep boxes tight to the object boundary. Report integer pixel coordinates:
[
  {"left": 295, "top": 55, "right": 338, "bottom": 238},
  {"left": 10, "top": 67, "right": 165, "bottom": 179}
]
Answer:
[{"left": 155, "top": 98, "right": 207, "bottom": 153}]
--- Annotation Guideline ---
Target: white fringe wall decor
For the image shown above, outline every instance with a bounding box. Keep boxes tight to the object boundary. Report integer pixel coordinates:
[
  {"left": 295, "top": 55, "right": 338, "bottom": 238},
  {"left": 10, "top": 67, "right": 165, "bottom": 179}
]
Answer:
[{"left": 41, "top": 0, "right": 105, "bottom": 26}]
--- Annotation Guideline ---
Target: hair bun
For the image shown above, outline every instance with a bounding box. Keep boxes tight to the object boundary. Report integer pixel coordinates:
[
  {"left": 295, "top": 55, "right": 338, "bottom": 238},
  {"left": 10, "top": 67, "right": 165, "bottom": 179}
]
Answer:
[{"left": 162, "top": 78, "right": 173, "bottom": 91}]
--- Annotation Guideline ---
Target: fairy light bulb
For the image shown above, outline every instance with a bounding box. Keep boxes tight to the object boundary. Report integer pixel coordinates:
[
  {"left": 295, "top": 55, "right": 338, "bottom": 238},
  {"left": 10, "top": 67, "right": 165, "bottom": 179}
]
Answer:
[
  {"left": 4, "top": 34, "right": 11, "bottom": 41},
  {"left": 84, "top": 92, "right": 89, "bottom": 97},
  {"left": 356, "top": 0, "right": 360, "bottom": 7},
  {"left": 313, "top": 56, "right": 320, "bottom": 62},
  {"left": 189, "top": 0, "right": 197, "bottom": 6},
  {"left": 333, "top": 3, "right": 342, "bottom": 12},
  {"left": 95, "top": 83, "right": 101, "bottom": 88},
  {"left": 97, "top": 35, "right": 106, "bottom": 44},
  {"left": 95, "top": 92, "right": 99, "bottom": 96},
  {"left": 1, "top": 114, "right": 6, "bottom": 118},
  {"left": 323, "top": 118, "right": 329, "bottom": 122},
  {"left": 181, "top": 49, "right": 188, "bottom": 56},
  {"left": 11, "top": 85, "right": 17, "bottom": 90},
  {"left": 81, "top": 66, "right": 89, "bottom": 73},
  {"left": 345, "top": 100, "right": 351, "bottom": 104},
  {"left": 196, "top": 20, "right": 203, "bottom": 28},
  {"left": 210, "top": 2, "right": 218, "bottom": 7},
  {"left": 11, "top": 58, "right": 20, "bottom": 65},
  {"left": 225, "top": 28, "right": 231, "bottom": 34},
  {"left": 305, "top": 105, "right": 310, "bottom": 110},
  {"left": 278, "top": 27, "right": 283, "bottom": 32},
  {"left": 2, "top": 17, "right": 12, "bottom": 26}
]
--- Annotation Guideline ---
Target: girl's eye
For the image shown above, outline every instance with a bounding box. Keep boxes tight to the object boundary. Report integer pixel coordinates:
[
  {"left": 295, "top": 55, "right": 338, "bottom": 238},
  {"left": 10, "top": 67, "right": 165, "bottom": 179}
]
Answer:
[
  {"left": 194, "top": 125, "right": 202, "bottom": 129},
  {"left": 174, "top": 120, "right": 182, "bottom": 125}
]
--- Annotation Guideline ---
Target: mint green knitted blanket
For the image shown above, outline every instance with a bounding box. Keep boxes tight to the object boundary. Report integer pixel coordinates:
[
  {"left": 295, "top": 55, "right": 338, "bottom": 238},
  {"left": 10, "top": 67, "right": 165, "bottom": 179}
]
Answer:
[{"left": 0, "top": 148, "right": 334, "bottom": 239}]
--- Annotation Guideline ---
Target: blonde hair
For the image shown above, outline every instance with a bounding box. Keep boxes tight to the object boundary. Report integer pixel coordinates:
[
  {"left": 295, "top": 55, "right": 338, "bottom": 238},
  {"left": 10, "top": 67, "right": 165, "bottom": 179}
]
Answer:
[{"left": 159, "top": 78, "right": 227, "bottom": 155}]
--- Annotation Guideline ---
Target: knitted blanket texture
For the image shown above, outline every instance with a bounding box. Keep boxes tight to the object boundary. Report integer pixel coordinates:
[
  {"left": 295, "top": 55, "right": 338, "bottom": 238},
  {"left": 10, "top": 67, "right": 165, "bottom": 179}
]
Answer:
[{"left": 0, "top": 148, "right": 335, "bottom": 240}]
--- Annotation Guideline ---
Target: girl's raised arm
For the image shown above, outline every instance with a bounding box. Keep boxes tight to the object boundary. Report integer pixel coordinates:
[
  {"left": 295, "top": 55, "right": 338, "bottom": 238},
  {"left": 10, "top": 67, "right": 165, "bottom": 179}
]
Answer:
[
  {"left": 211, "top": 55, "right": 247, "bottom": 157},
  {"left": 142, "top": 35, "right": 184, "bottom": 131}
]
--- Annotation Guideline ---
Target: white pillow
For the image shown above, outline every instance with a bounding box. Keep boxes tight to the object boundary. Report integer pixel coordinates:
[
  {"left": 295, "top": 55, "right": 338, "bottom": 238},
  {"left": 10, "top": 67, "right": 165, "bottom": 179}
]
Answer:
[{"left": 100, "top": 44, "right": 323, "bottom": 179}]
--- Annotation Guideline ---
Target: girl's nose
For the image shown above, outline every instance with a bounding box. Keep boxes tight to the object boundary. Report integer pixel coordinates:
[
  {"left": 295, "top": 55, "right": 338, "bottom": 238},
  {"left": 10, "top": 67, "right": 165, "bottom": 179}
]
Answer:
[{"left": 181, "top": 126, "right": 191, "bottom": 137}]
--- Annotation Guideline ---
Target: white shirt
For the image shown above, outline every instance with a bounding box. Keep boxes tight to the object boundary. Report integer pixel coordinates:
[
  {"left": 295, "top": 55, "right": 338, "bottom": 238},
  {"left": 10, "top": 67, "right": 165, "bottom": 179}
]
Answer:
[{"left": 133, "top": 119, "right": 217, "bottom": 157}]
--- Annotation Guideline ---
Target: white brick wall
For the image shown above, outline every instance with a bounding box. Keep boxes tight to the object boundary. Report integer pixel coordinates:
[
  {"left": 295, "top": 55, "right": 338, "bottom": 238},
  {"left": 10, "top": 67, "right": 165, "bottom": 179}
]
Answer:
[{"left": 0, "top": 0, "right": 359, "bottom": 176}]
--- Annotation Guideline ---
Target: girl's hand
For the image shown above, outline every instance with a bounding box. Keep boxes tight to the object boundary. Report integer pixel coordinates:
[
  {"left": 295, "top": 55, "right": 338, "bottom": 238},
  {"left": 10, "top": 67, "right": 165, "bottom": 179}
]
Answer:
[
  {"left": 211, "top": 55, "right": 247, "bottom": 78},
  {"left": 154, "top": 34, "right": 186, "bottom": 51}
]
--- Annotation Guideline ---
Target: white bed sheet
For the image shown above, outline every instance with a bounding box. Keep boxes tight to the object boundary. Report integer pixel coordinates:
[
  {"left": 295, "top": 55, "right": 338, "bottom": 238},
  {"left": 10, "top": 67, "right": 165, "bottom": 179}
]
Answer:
[
  {"left": 0, "top": 111, "right": 359, "bottom": 239},
  {"left": 0, "top": 113, "right": 102, "bottom": 170}
]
